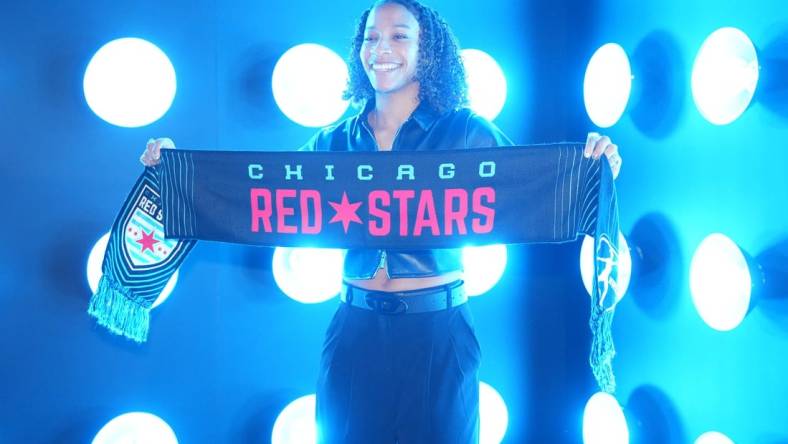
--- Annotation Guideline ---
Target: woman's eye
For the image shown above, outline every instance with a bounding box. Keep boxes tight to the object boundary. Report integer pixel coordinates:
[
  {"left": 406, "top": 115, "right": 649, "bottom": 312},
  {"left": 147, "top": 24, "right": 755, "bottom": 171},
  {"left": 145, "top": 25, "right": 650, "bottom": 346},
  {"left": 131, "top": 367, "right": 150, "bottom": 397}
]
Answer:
[
  {"left": 363, "top": 36, "right": 378, "bottom": 42},
  {"left": 394, "top": 34, "right": 408, "bottom": 40}
]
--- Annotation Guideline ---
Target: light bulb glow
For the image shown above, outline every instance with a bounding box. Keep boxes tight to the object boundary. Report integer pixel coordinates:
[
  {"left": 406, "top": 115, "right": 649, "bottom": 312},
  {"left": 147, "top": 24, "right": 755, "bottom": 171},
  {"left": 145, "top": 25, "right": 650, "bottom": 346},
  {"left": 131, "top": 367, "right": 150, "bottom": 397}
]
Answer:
[
  {"left": 462, "top": 244, "right": 508, "bottom": 296},
  {"left": 272, "top": 247, "right": 344, "bottom": 303},
  {"left": 691, "top": 27, "right": 759, "bottom": 125},
  {"left": 272, "top": 44, "right": 349, "bottom": 127},
  {"left": 689, "top": 233, "right": 751, "bottom": 331},
  {"left": 480, "top": 381, "right": 509, "bottom": 444},
  {"left": 584, "top": 43, "right": 632, "bottom": 128},
  {"left": 461, "top": 49, "right": 508, "bottom": 121},
  {"left": 92, "top": 412, "right": 178, "bottom": 444},
  {"left": 695, "top": 431, "right": 735, "bottom": 444},
  {"left": 583, "top": 392, "right": 629, "bottom": 444},
  {"left": 83, "top": 38, "right": 176, "bottom": 127},
  {"left": 272, "top": 394, "right": 318, "bottom": 444}
]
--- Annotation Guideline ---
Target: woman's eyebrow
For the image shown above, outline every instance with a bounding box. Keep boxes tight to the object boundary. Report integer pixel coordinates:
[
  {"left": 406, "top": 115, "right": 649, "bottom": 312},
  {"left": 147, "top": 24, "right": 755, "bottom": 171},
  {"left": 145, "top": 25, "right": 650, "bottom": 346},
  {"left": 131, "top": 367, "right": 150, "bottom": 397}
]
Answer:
[{"left": 365, "top": 24, "right": 413, "bottom": 30}]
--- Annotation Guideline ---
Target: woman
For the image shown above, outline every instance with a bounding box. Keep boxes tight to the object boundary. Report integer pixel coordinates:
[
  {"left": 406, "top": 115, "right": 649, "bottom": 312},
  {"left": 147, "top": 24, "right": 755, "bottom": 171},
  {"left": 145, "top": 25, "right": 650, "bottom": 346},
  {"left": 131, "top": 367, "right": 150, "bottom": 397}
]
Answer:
[{"left": 141, "top": 1, "right": 622, "bottom": 442}]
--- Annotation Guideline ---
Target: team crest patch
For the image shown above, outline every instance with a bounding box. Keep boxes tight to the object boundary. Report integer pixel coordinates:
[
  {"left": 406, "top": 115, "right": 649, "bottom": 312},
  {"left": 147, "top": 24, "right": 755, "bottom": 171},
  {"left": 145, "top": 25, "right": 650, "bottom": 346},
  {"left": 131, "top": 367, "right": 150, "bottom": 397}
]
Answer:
[
  {"left": 122, "top": 184, "right": 178, "bottom": 269},
  {"left": 595, "top": 233, "right": 620, "bottom": 310}
]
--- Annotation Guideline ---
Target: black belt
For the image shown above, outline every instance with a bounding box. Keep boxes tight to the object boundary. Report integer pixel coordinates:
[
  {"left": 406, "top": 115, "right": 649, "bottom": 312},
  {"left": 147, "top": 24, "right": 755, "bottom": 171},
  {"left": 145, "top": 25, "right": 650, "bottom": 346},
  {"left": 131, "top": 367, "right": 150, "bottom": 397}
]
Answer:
[{"left": 340, "top": 280, "right": 467, "bottom": 314}]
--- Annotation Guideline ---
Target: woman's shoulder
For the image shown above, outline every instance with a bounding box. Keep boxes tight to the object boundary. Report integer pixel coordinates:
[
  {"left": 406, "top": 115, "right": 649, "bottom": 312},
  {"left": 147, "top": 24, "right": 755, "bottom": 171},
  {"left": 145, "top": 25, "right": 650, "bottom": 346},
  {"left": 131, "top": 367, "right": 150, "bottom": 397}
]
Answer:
[
  {"left": 298, "top": 114, "right": 359, "bottom": 152},
  {"left": 449, "top": 107, "right": 513, "bottom": 148}
]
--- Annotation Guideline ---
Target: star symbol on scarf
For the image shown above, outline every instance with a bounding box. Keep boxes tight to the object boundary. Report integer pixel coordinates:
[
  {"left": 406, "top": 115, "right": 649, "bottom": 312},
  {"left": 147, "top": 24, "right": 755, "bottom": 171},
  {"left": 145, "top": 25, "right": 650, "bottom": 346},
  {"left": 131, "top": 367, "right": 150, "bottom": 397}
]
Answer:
[
  {"left": 328, "top": 192, "right": 363, "bottom": 233},
  {"left": 136, "top": 229, "right": 160, "bottom": 253}
]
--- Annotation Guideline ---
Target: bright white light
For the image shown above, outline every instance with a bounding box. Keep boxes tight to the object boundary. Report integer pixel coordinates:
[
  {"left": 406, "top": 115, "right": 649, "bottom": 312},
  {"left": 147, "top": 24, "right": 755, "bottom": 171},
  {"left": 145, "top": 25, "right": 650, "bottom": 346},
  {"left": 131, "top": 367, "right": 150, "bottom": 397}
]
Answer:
[
  {"left": 87, "top": 232, "right": 178, "bottom": 309},
  {"left": 695, "top": 431, "right": 735, "bottom": 444},
  {"left": 273, "top": 247, "right": 344, "bottom": 303},
  {"left": 272, "top": 44, "right": 349, "bottom": 127},
  {"left": 583, "top": 392, "right": 629, "bottom": 444},
  {"left": 583, "top": 43, "right": 632, "bottom": 128},
  {"left": 272, "top": 394, "right": 317, "bottom": 444},
  {"left": 691, "top": 27, "right": 759, "bottom": 125},
  {"left": 480, "top": 381, "right": 509, "bottom": 444},
  {"left": 690, "top": 233, "right": 752, "bottom": 331},
  {"left": 92, "top": 412, "right": 178, "bottom": 444},
  {"left": 461, "top": 49, "right": 508, "bottom": 121},
  {"left": 83, "top": 38, "right": 176, "bottom": 127},
  {"left": 462, "top": 244, "right": 508, "bottom": 296},
  {"left": 580, "top": 232, "right": 631, "bottom": 306}
]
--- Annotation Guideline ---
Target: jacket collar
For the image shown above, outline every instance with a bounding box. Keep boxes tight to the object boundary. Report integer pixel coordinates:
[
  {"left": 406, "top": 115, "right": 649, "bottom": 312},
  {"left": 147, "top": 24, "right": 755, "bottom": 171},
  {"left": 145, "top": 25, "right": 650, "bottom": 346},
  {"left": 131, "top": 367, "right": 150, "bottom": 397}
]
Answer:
[{"left": 357, "top": 98, "right": 441, "bottom": 131}]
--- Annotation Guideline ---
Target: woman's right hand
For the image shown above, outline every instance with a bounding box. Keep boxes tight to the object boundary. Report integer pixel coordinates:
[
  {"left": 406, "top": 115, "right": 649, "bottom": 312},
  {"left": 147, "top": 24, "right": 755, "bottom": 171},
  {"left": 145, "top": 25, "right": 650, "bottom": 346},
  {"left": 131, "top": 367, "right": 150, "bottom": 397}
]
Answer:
[{"left": 140, "top": 137, "right": 176, "bottom": 166}]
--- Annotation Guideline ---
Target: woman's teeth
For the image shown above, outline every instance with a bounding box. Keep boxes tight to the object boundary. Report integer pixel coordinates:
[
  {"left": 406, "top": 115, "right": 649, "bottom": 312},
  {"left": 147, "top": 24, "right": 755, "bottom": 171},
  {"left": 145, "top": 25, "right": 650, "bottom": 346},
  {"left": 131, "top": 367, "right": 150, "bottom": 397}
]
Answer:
[{"left": 373, "top": 63, "right": 400, "bottom": 72}]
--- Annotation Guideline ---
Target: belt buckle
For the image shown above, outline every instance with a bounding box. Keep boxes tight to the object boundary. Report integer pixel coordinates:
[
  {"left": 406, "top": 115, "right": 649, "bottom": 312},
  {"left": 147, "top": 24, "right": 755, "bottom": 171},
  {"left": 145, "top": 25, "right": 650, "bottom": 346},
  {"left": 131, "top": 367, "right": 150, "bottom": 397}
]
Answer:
[{"left": 365, "top": 292, "right": 408, "bottom": 314}]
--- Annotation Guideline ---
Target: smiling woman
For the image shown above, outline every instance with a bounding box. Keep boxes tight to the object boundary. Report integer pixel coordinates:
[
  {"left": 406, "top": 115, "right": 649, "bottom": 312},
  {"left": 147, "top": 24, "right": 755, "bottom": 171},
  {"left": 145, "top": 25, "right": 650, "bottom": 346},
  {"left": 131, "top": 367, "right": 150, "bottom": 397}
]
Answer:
[
  {"left": 359, "top": 4, "right": 420, "bottom": 96},
  {"left": 301, "top": 2, "right": 513, "bottom": 443},
  {"left": 343, "top": 0, "right": 469, "bottom": 118}
]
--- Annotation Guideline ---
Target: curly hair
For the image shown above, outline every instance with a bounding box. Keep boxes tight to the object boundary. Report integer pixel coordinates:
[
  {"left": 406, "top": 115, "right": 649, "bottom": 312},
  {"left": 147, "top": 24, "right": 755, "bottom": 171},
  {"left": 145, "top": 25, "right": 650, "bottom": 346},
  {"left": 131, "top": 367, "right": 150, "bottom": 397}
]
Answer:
[{"left": 343, "top": 0, "right": 468, "bottom": 115}]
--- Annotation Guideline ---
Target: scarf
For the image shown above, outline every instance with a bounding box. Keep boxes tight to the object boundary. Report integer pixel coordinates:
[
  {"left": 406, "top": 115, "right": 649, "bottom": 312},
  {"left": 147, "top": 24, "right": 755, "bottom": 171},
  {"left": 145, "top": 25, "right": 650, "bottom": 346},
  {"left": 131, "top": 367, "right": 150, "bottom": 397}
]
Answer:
[{"left": 89, "top": 143, "right": 621, "bottom": 393}]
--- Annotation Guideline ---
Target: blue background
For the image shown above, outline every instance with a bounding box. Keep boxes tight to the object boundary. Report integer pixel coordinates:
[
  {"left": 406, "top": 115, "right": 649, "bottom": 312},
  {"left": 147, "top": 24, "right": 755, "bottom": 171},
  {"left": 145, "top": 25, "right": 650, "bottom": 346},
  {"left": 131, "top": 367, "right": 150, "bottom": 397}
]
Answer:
[{"left": 1, "top": 0, "right": 787, "bottom": 443}]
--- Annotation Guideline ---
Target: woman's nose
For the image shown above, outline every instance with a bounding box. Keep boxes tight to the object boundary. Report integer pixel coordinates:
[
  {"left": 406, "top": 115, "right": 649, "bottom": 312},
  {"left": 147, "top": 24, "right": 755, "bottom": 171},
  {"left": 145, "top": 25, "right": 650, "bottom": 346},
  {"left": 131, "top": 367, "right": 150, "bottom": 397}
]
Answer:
[{"left": 373, "top": 39, "right": 392, "bottom": 55}]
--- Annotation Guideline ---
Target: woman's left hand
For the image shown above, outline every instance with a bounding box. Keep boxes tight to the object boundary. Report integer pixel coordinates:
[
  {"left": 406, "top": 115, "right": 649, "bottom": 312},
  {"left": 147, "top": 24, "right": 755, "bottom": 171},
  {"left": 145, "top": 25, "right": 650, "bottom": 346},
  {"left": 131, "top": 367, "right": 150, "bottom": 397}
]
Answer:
[{"left": 584, "top": 132, "right": 622, "bottom": 180}]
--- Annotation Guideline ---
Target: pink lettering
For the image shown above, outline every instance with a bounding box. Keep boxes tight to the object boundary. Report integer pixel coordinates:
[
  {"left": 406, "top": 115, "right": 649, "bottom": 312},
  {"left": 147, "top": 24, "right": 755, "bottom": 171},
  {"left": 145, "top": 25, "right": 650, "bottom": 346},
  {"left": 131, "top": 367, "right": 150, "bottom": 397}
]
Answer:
[
  {"left": 275, "top": 189, "right": 297, "bottom": 234},
  {"left": 392, "top": 190, "right": 415, "bottom": 236},
  {"left": 368, "top": 190, "right": 391, "bottom": 236},
  {"left": 471, "top": 187, "right": 495, "bottom": 233},
  {"left": 250, "top": 188, "right": 273, "bottom": 232},
  {"left": 413, "top": 190, "right": 440, "bottom": 236},
  {"left": 300, "top": 189, "right": 322, "bottom": 234},
  {"left": 443, "top": 188, "right": 468, "bottom": 235}
]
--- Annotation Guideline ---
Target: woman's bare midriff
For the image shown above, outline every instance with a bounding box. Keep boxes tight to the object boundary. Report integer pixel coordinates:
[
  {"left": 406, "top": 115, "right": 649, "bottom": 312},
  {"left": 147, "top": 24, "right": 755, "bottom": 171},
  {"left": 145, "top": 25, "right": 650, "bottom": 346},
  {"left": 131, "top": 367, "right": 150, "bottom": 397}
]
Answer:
[{"left": 344, "top": 259, "right": 464, "bottom": 292}]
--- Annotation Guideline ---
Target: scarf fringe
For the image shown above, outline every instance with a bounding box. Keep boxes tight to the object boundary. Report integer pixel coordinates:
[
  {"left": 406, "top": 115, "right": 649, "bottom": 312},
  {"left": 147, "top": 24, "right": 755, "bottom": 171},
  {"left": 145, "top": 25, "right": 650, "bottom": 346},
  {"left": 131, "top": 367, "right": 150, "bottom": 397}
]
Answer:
[
  {"left": 590, "top": 304, "right": 616, "bottom": 393},
  {"left": 88, "top": 275, "right": 150, "bottom": 343}
]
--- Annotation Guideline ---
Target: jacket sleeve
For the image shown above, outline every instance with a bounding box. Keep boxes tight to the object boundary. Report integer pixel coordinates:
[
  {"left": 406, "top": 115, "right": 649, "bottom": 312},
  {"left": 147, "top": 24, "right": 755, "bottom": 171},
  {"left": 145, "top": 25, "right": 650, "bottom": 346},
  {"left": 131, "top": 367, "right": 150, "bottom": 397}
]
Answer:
[
  {"left": 298, "top": 130, "right": 322, "bottom": 152},
  {"left": 298, "top": 121, "right": 347, "bottom": 152},
  {"left": 464, "top": 112, "right": 514, "bottom": 148}
]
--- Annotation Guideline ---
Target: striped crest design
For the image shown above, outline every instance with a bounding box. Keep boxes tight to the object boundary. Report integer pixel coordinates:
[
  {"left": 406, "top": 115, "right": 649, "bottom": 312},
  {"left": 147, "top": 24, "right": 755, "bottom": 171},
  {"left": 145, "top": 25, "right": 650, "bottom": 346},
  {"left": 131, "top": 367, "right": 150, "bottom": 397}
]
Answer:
[
  {"left": 107, "top": 170, "right": 195, "bottom": 303},
  {"left": 88, "top": 168, "right": 196, "bottom": 343},
  {"left": 122, "top": 184, "right": 179, "bottom": 269}
]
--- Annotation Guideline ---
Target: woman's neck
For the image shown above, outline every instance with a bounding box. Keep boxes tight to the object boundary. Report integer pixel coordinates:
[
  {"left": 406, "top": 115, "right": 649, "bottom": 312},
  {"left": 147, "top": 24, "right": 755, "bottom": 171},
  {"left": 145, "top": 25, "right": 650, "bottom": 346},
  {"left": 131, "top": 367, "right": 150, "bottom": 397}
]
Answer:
[{"left": 370, "top": 85, "right": 420, "bottom": 131}]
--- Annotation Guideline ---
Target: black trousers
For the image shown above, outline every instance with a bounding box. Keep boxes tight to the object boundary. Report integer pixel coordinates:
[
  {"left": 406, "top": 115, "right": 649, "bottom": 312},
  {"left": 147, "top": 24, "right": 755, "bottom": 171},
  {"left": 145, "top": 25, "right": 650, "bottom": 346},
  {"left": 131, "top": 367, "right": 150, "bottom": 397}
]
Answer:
[{"left": 316, "top": 298, "right": 482, "bottom": 444}]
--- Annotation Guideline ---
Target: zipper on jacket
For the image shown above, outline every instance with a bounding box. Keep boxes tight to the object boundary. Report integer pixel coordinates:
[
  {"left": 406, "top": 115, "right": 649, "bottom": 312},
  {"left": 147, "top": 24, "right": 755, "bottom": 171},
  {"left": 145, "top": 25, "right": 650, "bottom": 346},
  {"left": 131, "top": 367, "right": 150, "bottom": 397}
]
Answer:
[
  {"left": 362, "top": 112, "right": 408, "bottom": 280},
  {"left": 373, "top": 250, "right": 388, "bottom": 278},
  {"left": 361, "top": 115, "right": 410, "bottom": 151}
]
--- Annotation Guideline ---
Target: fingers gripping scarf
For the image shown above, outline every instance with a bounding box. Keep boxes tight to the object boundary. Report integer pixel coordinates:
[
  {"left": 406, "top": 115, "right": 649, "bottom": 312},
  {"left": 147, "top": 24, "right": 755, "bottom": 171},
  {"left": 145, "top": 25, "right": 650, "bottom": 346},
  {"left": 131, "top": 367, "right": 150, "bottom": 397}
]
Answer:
[{"left": 88, "top": 143, "right": 621, "bottom": 393}]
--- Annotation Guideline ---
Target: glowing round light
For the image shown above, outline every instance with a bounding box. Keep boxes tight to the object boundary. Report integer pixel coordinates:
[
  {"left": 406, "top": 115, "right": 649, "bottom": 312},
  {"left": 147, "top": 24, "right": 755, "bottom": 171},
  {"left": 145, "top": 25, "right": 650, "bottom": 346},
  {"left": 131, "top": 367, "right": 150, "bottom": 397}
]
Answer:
[
  {"left": 272, "top": 394, "right": 317, "bottom": 444},
  {"left": 83, "top": 38, "right": 176, "bottom": 128},
  {"left": 583, "top": 43, "right": 632, "bottom": 128},
  {"left": 87, "top": 232, "right": 178, "bottom": 308},
  {"left": 479, "top": 381, "right": 509, "bottom": 444},
  {"left": 272, "top": 44, "right": 349, "bottom": 127},
  {"left": 92, "top": 412, "right": 178, "bottom": 444},
  {"left": 690, "top": 233, "right": 751, "bottom": 331},
  {"left": 272, "top": 247, "right": 344, "bottom": 303},
  {"left": 461, "top": 49, "right": 508, "bottom": 120},
  {"left": 691, "top": 27, "right": 759, "bottom": 125},
  {"left": 462, "top": 244, "right": 508, "bottom": 296},
  {"left": 580, "top": 232, "right": 631, "bottom": 306},
  {"left": 583, "top": 392, "right": 629, "bottom": 444},
  {"left": 695, "top": 431, "right": 735, "bottom": 444}
]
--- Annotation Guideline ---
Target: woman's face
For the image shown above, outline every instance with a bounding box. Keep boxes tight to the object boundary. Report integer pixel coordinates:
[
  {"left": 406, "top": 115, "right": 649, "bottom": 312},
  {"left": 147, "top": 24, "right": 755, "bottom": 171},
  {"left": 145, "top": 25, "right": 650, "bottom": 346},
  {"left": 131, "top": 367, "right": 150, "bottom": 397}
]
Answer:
[{"left": 360, "top": 3, "right": 420, "bottom": 96}]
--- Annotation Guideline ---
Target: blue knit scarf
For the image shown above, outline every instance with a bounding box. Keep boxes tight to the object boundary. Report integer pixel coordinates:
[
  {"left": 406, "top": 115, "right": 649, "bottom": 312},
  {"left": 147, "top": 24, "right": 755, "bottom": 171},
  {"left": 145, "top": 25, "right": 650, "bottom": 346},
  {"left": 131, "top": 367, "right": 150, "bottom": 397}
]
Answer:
[{"left": 88, "top": 143, "right": 621, "bottom": 393}]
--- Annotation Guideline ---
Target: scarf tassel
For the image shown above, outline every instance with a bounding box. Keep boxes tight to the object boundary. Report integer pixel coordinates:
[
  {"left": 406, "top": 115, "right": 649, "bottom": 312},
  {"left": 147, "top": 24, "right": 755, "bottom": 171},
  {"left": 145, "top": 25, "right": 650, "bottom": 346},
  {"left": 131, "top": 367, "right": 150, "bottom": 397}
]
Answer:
[
  {"left": 87, "top": 275, "right": 150, "bottom": 343},
  {"left": 589, "top": 305, "right": 616, "bottom": 393}
]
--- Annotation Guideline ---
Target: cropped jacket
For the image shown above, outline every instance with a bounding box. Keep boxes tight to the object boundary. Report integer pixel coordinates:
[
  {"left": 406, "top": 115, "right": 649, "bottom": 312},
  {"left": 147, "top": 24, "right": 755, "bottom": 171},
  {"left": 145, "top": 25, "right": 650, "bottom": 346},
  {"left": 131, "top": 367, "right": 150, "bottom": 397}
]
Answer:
[{"left": 300, "top": 100, "right": 512, "bottom": 279}]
